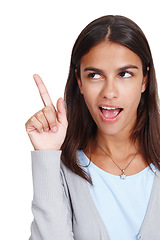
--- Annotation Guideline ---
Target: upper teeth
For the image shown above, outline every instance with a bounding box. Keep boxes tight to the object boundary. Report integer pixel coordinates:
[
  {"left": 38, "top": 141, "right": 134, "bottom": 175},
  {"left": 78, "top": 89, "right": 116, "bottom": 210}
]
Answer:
[{"left": 101, "top": 106, "right": 116, "bottom": 110}]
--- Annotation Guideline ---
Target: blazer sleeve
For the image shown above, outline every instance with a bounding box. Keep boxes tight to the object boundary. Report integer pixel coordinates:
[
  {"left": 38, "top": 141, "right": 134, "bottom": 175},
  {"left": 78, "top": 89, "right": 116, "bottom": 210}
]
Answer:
[{"left": 29, "top": 150, "right": 74, "bottom": 240}]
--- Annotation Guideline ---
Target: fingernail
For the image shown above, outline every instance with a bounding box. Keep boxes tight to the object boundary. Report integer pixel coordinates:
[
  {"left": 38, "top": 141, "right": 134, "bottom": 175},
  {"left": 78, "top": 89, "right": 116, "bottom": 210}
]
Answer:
[
  {"left": 52, "top": 126, "right": 57, "bottom": 132},
  {"left": 44, "top": 127, "right": 49, "bottom": 132}
]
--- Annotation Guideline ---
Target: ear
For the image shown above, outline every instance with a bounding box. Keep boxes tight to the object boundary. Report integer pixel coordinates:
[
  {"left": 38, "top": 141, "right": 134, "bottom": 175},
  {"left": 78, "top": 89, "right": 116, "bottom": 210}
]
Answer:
[
  {"left": 75, "top": 69, "right": 83, "bottom": 94},
  {"left": 141, "top": 67, "right": 149, "bottom": 93}
]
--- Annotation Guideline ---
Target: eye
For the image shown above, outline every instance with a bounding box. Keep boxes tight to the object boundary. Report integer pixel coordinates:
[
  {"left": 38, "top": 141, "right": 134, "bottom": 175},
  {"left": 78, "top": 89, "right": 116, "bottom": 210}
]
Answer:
[
  {"left": 88, "top": 73, "right": 102, "bottom": 79},
  {"left": 119, "top": 71, "right": 132, "bottom": 78}
]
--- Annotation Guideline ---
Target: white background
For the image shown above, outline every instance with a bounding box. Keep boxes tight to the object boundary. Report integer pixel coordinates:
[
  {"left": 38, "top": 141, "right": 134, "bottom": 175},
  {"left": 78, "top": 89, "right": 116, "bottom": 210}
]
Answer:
[{"left": 0, "top": 0, "right": 159, "bottom": 239}]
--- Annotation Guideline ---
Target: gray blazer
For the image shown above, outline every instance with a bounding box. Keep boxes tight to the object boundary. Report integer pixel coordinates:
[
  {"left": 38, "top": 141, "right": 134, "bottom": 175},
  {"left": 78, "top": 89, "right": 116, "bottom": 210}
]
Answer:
[{"left": 29, "top": 150, "right": 160, "bottom": 240}]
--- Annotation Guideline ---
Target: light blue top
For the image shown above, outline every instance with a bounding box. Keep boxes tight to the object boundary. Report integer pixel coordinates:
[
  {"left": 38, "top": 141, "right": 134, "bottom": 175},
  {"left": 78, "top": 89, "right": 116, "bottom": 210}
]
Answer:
[{"left": 79, "top": 150, "right": 156, "bottom": 240}]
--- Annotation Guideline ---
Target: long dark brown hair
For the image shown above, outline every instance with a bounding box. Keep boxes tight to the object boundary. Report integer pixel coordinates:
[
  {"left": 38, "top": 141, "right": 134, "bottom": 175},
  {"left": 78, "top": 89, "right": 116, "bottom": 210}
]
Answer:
[{"left": 61, "top": 15, "right": 160, "bottom": 184}]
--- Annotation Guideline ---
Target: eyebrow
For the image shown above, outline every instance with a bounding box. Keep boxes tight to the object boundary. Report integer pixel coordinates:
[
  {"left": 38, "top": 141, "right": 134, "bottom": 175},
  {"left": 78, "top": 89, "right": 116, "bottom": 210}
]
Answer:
[
  {"left": 83, "top": 65, "right": 139, "bottom": 73},
  {"left": 83, "top": 67, "right": 103, "bottom": 73},
  {"left": 117, "top": 65, "right": 139, "bottom": 72}
]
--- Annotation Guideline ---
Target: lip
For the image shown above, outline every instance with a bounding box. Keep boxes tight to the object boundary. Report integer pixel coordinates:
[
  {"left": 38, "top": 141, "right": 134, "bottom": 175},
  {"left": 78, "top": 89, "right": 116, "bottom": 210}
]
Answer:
[{"left": 99, "top": 106, "right": 123, "bottom": 123}]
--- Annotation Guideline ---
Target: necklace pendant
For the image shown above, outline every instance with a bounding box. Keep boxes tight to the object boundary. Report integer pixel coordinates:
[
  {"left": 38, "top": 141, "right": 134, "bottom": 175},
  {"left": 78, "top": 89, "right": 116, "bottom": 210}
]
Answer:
[{"left": 120, "top": 170, "right": 126, "bottom": 180}]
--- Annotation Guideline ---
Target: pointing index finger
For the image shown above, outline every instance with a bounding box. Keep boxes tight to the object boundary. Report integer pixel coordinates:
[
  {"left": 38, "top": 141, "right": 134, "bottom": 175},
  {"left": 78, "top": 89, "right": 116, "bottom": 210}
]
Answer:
[{"left": 33, "top": 74, "right": 54, "bottom": 108}]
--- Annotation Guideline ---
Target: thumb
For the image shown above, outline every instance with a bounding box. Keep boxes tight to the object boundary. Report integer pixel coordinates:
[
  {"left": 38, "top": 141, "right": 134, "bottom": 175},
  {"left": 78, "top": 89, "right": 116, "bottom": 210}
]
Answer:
[{"left": 57, "top": 98, "right": 68, "bottom": 126}]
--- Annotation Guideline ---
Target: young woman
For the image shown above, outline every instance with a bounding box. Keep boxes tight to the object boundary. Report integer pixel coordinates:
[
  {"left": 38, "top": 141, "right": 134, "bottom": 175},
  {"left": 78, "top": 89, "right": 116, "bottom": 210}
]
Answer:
[{"left": 26, "top": 15, "right": 160, "bottom": 240}]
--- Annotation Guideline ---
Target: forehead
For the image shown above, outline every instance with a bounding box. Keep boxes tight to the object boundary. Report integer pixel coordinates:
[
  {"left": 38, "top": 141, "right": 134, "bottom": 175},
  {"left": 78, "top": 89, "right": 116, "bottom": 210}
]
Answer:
[{"left": 80, "top": 41, "right": 142, "bottom": 71}]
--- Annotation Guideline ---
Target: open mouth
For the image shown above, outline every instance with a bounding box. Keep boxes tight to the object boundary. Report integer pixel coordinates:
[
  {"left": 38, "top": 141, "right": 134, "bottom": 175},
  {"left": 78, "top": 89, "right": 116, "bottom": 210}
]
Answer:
[{"left": 99, "top": 106, "right": 123, "bottom": 119}]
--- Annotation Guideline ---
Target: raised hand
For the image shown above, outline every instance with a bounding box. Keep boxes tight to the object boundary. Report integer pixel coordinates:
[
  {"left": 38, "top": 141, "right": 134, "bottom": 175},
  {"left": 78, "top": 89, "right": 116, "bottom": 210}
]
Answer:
[{"left": 25, "top": 74, "right": 68, "bottom": 150}]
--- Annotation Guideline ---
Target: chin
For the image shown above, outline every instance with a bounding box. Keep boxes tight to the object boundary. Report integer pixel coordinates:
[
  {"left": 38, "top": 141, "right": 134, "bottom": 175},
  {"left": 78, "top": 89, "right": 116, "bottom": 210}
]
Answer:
[{"left": 97, "top": 125, "right": 121, "bottom": 137}]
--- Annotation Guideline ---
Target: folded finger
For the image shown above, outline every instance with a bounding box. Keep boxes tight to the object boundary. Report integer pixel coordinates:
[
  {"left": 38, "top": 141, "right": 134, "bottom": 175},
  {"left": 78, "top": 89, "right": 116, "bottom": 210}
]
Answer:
[
  {"left": 42, "top": 106, "right": 57, "bottom": 131},
  {"left": 26, "top": 116, "right": 44, "bottom": 133},
  {"left": 34, "top": 110, "right": 49, "bottom": 131}
]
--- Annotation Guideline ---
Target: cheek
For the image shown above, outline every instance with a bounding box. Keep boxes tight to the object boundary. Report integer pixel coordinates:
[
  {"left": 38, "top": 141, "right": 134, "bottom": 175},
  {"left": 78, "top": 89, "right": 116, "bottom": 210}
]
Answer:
[
  {"left": 82, "top": 84, "right": 100, "bottom": 111},
  {"left": 124, "top": 85, "right": 142, "bottom": 112},
  {"left": 83, "top": 90, "right": 96, "bottom": 107}
]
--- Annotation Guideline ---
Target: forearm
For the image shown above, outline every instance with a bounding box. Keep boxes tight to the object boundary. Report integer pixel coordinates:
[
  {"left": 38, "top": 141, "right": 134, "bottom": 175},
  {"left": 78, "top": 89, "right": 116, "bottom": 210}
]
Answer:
[{"left": 29, "top": 150, "right": 74, "bottom": 240}]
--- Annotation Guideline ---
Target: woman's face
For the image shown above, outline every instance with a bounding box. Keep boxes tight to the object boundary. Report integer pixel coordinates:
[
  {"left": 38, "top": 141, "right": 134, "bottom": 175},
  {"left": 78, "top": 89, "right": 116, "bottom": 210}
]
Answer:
[{"left": 77, "top": 41, "right": 147, "bottom": 138}]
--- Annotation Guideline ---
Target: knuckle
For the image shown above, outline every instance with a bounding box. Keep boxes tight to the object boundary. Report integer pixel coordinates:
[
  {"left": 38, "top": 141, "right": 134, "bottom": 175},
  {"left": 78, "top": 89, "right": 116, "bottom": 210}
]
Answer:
[
  {"left": 25, "top": 122, "right": 28, "bottom": 130},
  {"left": 30, "top": 116, "right": 36, "bottom": 122},
  {"left": 48, "top": 116, "right": 56, "bottom": 125},
  {"left": 36, "top": 111, "right": 43, "bottom": 118},
  {"left": 25, "top": 119, "right": 30, "bottom": 126},
  {"left": 51, "top": 120, "right": 57, "bottom": 128},
  {"left": 43, "top": 122, "right": 48, "bottom": 129}
]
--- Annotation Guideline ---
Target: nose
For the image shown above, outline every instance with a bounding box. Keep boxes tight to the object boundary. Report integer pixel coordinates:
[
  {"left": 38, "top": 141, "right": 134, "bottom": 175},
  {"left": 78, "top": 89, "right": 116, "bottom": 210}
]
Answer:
[{"left": 101, "top": 78, "right": 119, "bottom": 100}]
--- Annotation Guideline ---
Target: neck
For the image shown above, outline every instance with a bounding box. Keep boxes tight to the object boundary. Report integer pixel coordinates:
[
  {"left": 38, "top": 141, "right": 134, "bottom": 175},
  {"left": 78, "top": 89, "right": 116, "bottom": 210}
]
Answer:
[{"left": 95, "top": 131, "right": 138, "bottom": 160}]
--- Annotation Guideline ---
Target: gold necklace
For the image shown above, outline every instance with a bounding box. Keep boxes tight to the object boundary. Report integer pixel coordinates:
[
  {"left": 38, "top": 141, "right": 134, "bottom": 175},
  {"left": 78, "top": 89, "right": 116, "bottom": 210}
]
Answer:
[{"left": 96, "top": 139, "right": 138, "bottom": 180}]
